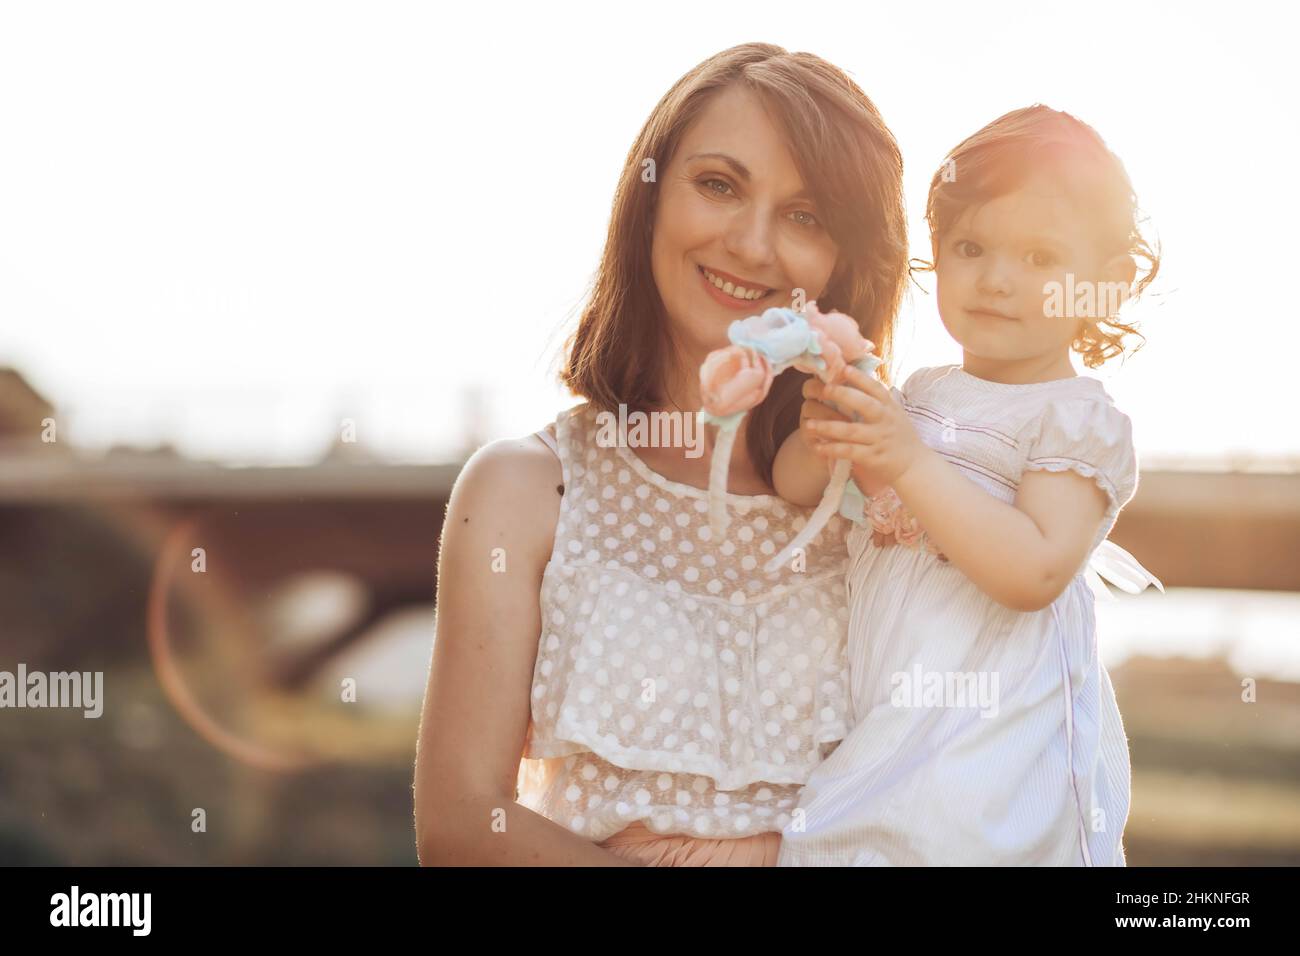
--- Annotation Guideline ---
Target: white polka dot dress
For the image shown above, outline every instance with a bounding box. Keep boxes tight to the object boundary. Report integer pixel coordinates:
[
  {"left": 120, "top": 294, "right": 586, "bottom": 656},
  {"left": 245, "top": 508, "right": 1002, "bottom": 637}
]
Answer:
[
  {"left": 777, "top": 366, "right": 1137, "bottom": 866},
  {"left": 517, "top": 402, "right": 853, "bottom": 842}
]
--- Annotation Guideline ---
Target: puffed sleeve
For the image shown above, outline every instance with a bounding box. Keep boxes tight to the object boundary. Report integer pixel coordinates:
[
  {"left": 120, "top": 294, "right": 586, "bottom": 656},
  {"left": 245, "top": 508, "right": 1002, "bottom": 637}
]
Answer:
[
  {"left": 1022, "top": 398, "right": 1139, "bottom": 532},
  {"left": 896, "top": 366, "right": 931, "bottom": 399}
]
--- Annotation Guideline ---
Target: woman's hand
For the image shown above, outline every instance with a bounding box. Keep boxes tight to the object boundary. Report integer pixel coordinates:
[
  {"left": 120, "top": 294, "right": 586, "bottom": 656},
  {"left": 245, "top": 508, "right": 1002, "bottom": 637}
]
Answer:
[{"left": 803, "top": 366, "right": 926, "bottom": 489}]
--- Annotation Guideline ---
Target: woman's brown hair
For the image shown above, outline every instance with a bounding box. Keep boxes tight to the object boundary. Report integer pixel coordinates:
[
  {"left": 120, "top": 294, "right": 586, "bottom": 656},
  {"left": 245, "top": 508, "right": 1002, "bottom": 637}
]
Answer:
[
  {"left": 919, "top": 104, "right": 1160, "bottom": 367},
  {"left": 561, "top": 42, "right": 909, "bottom": 486}
]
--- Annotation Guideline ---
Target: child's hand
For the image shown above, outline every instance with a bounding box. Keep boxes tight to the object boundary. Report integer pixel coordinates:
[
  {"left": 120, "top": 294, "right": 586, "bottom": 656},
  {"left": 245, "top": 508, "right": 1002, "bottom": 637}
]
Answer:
[
  {"left": 804, "top": 366, "right": 927, "bottom": 488},
  {"left": 798, "top": 379, "right": 850, "bottom": 477},
  {"left": 802, "top": 373, "right": 899, "bottom": 548}
]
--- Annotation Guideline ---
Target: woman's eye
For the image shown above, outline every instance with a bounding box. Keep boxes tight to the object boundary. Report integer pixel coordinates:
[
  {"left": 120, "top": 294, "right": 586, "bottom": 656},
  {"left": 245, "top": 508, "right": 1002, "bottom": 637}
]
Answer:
[
  {"left": 1026, "top": 250, "right": 1056, "bottom": 268},
  {"left": 955, "top": 239, "right": 982, "bottom": 257},
  {"left": 789, "top": 209, "right": 820, "bottom": 228},
  {"left": 700, "top": 178, "right": 733, "bottom": 196}
]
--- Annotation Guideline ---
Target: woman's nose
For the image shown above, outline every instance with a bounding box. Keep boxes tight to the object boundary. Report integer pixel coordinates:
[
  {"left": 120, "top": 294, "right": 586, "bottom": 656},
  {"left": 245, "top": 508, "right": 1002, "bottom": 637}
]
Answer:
[{"left": 722, "top": 204, "right": 776, "bottom": 268}]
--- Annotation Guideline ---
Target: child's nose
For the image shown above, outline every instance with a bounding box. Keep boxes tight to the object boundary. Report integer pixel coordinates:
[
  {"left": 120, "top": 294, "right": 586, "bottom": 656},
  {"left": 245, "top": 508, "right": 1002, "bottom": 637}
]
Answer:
[{"left": 976, "top": 257, "right": 1013, "bottom": 296}]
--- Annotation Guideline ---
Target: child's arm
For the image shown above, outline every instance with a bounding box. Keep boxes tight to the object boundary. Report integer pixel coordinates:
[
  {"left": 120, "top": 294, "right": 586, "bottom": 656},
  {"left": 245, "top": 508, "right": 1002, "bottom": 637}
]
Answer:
[
  {"left": 893, "top": 450, "right": 1106, "bottom": 611},
  {"left": 805, "top": 369, "right": 1107, "bottom": 612}
]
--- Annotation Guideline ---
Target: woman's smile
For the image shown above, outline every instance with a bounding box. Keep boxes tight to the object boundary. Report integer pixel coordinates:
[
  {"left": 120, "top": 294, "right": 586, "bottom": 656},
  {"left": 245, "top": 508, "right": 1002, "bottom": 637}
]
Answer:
[{"left": 697, "top": 263, "right": 778, "bottom": 310}]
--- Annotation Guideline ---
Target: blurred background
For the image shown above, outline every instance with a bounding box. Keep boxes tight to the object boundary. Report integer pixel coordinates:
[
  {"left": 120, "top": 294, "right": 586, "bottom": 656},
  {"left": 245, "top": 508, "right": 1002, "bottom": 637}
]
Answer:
[{"left": 1, "top": 0, "right": 1297, "bottom": 865}]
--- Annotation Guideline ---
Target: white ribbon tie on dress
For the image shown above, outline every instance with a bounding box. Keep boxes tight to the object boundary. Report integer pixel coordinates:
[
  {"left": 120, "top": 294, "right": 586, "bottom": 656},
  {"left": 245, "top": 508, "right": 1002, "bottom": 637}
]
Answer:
[{"left": 1084, "top": 539, "right": 1164, "bottom": 601}]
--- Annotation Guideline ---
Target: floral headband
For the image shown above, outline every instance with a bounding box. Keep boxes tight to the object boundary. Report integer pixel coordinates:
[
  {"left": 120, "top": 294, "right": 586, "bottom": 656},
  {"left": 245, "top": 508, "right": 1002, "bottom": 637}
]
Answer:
[{"left": 698, "top": 301, "right": 882, "bottom": 573}]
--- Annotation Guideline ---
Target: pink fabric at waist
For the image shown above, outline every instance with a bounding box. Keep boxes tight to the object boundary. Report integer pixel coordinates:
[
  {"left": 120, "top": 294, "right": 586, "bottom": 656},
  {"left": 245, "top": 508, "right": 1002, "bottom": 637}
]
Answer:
[{"left": 598, "top": 821, "right": 782, "bottom": 867}]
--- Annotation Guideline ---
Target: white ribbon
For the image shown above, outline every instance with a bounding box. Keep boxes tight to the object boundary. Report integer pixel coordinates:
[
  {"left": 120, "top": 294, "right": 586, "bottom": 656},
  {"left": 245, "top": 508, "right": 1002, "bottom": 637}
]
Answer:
[{"left": 1084, "top": 539, "right": 1165, "bottom": 602}]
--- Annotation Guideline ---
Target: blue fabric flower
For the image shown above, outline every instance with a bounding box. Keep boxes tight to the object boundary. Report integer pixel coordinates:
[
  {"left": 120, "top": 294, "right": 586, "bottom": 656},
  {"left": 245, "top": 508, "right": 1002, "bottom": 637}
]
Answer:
[{"left": 727, "top": 308, "right": 818, "bottom": 365}]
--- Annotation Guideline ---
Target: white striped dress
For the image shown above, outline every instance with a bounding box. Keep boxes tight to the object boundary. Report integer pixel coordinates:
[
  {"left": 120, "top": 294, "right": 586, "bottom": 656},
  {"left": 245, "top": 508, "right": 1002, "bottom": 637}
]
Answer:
[{"left": 777, "top": 365, "right": 1137, "bottom": 866}]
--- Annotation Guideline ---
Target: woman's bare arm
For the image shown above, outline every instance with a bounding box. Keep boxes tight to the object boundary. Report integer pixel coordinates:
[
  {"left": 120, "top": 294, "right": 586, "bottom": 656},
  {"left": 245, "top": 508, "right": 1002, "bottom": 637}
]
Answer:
[
  {"left": 413, "top": 434, "right": 639, "bottom": 865},
  {"left": 772, "top": 429, "right": 831, "bottom": 507},
  {"left": 774, "top": 380, "right": 890, "bottom": 507}
]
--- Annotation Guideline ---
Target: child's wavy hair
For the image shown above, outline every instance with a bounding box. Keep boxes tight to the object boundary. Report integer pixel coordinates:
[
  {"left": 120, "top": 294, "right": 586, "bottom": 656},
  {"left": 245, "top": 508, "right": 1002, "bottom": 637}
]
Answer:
[{"left": 917, "top": 105, "right": 1160, "bottom": 367}]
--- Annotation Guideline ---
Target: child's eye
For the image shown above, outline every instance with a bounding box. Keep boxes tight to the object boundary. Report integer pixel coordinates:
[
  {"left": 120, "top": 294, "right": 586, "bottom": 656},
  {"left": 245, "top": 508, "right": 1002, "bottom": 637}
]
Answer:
[
  {"left": 954, "top": 239, "right": 982, "bottom": 257},
  {"left": 1026, "top": 249, "right": 1056, "bottom": 268}
]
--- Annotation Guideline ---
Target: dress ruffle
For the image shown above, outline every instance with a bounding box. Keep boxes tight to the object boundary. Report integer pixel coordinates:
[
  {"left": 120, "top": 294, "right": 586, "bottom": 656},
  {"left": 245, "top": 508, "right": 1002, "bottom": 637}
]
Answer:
[{"left": 526, "top": 562, "right": 851, "bottom": 790}]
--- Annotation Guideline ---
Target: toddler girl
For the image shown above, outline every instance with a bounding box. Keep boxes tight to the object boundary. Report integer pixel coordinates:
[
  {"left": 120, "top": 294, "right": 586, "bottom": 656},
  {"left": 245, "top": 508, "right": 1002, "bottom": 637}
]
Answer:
[{"left": 772, "top": 106, "right": 1160, "bottom": 865}]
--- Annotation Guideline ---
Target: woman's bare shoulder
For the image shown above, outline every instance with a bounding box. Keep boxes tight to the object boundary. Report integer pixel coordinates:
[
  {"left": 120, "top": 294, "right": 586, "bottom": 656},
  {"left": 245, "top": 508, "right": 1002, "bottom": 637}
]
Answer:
[
  {"left": 445, "top": 430, "right": 564, "bottom": 560},
  {"left": 452, "top": 403, "right": 581, "bottom": 503},
  {"left": 456, "top": 431, "right": 561, "bottom": 494}
]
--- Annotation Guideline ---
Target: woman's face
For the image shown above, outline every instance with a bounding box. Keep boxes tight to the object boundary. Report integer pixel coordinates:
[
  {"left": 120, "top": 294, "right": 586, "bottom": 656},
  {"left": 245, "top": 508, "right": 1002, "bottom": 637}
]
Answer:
[{"left": 651, "top": 84, "right": 839, "bottom": 360}]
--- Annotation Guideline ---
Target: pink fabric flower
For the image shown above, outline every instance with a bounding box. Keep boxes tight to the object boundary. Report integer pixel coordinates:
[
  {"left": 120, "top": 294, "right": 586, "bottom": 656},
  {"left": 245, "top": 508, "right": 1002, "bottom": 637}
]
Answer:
[
  {"left": 699, "top": 345, "right": 774, "bottom": 417},
  {"left": 866, "top": 487, "right": 902, "bottom": 536},
  {"left": 792, "top": 329, "right": 846, "bottom": 384},
  {"left": 893, "top": 506, "right": 924, "bottom": 547},
  {"left": 863, "top": 486, "right": 943, "bottom": 557},
  {"left": 805, "top": 300, "right": 873, "bottom": 367}
]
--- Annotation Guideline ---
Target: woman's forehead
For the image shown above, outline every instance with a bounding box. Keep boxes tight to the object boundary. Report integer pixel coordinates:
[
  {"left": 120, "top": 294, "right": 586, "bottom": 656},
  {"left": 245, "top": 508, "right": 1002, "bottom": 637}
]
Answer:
[{"left": 676, "top": 85, "right": 809, "bottom": 196}]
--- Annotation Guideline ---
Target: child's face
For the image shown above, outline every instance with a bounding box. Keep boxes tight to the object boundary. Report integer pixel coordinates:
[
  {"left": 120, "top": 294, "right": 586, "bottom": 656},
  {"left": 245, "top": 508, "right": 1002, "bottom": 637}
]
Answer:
[{"left": 934, "top": 172, "right": 1115, "bottom": 370}]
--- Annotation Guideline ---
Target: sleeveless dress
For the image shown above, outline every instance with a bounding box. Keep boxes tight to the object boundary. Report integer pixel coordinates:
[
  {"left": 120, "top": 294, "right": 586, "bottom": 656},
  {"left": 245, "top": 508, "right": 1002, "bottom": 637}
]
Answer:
[
  {"left": 777, "top": 365, "right": 1138, "bottom": 866},
  {"left": 517, "top": 401, "right": 853, "bottom": 865}
]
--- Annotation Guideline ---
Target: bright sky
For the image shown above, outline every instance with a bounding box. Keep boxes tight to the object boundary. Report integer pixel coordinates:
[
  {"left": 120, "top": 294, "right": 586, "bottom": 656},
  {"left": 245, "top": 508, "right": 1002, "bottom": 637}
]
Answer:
[{"left": 1, "top": 1, "right": 1296, "bottom": 467}]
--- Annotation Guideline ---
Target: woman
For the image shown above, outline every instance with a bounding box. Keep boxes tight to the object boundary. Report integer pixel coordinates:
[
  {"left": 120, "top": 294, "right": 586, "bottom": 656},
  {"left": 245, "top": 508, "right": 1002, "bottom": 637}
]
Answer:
[{"left": 413, "top": 42, "right": 908, "bottom": 866}]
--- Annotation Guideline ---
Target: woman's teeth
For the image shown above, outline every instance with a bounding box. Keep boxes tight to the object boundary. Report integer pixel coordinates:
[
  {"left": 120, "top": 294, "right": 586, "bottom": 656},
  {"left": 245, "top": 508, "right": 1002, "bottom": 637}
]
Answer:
[{"left": 702, "top": 267, "right": 771, "bottom": 301}]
